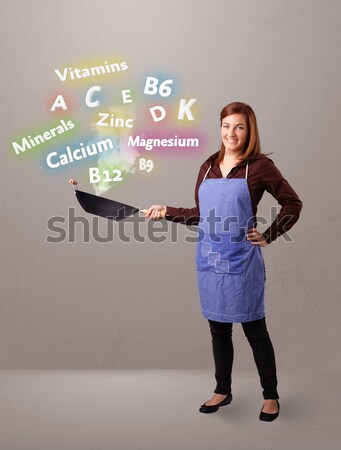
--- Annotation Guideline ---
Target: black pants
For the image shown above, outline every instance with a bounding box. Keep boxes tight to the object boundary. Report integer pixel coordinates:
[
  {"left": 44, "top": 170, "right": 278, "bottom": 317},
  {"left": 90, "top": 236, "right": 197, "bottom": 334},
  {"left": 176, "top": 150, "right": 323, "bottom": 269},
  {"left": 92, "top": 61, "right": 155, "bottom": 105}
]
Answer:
[{"left": 208, "top": 317, "right": 279, "bottom": 400}]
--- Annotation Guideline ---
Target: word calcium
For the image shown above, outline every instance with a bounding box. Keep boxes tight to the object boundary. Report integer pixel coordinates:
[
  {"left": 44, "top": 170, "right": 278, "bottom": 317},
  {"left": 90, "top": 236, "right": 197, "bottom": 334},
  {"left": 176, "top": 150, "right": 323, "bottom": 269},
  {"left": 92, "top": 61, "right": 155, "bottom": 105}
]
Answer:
[{"left": 47, "top": 138, "right": 114, "bottom": 169}]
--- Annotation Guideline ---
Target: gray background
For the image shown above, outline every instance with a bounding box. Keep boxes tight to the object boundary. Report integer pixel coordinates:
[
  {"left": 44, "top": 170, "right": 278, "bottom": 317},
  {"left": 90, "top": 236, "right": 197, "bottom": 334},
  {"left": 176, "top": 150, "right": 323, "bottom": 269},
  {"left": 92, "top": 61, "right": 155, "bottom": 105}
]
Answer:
[
  {"left": 2, "top": 1, "right": 341, "bottom": 449},
  {"left": 1, "top": 0, "right": 340, "bottom": 374}
]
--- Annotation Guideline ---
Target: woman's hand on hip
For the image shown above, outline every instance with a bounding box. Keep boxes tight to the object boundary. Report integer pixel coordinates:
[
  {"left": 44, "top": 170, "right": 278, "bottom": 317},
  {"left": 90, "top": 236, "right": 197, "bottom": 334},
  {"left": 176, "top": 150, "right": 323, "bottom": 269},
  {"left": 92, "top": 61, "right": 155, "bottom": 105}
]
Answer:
[
  {"left": 144, "top": 205, "right": 167, "bottom": 220},
  {"left": 246, "top": 228, "right": 268, "bottom": 247}
]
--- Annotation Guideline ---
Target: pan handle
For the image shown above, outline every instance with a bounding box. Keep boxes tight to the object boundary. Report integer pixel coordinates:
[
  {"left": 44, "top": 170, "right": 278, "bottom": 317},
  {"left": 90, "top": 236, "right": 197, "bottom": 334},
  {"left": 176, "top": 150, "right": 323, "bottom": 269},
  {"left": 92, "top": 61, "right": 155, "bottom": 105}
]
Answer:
[{"left": 68, "top": 179, "right": 78, "bottom": 191}]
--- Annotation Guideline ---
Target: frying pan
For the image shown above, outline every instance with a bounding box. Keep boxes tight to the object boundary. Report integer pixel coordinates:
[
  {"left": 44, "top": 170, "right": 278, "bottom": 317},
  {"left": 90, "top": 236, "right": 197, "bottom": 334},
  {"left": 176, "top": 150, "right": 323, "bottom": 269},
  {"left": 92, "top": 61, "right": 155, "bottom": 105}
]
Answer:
[{"left": 69, "top": 179, "right": 144, "bottom": 221}]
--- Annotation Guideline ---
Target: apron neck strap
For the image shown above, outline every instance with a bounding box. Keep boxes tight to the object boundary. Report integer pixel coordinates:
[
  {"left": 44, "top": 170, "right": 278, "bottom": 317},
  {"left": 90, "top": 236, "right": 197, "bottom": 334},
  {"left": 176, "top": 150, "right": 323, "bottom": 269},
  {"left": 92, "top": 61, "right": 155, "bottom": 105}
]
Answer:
[
  {"left": 203, "top": 165, "right": 211, "bottom": 181},
  {"left": 245, "top": 161, "right": 249, "bottom": 180},
  {"left": 203, "top": 160, "right": 249, "bottom": 181}
]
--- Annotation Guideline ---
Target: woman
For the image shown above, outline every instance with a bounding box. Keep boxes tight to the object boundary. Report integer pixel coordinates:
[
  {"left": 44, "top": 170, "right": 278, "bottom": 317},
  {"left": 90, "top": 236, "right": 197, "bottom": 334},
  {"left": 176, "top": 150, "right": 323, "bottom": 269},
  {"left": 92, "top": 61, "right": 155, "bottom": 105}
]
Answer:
[{"left": 144, "top": 102, "right": 303, "bottom": 422}]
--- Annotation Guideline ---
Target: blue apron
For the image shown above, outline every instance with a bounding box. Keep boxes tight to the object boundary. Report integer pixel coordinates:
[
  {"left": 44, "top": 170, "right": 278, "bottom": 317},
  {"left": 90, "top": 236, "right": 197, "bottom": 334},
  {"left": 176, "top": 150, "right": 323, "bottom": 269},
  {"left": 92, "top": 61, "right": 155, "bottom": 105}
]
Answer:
[{"left": 196, "top": 161, "right": 265, "bottom": 323}]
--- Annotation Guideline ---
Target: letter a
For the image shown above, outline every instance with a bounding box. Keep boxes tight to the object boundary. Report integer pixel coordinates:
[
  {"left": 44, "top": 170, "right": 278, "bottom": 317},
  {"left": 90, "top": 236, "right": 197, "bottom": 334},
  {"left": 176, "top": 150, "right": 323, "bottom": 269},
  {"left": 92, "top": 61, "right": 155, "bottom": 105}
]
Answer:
[{"left": 51, "top": 95, "right": 68, "bottom": 112}]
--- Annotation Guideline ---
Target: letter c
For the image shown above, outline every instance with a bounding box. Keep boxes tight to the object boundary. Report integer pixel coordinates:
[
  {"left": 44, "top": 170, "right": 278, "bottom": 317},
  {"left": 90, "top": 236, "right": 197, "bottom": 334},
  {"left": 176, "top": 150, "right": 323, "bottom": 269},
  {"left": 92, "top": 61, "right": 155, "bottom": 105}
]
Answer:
[
  {"left": 46, "top": 152, "right": 60, "bottom": 169},
  {"left": 85, "top": 86, "right": 102, "bottom": 108}
]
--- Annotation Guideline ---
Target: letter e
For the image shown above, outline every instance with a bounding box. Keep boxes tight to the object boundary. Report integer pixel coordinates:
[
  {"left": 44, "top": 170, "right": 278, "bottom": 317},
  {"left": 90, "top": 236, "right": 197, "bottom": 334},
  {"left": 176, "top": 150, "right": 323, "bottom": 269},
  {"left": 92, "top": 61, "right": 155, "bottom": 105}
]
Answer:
[{"left": 122, "top": 89, "right": 132, "bottom": 104}]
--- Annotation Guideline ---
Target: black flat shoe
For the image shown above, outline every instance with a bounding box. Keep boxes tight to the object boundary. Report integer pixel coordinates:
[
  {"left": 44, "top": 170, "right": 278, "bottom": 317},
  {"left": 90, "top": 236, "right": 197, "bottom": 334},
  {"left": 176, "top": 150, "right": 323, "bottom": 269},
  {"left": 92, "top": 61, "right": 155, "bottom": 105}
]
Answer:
[
  {"left": 259, "top": 399, "right": 280, "bottom": 422},
  {"left": 199, "top": 393, "right": 233, "bottom": 414}
]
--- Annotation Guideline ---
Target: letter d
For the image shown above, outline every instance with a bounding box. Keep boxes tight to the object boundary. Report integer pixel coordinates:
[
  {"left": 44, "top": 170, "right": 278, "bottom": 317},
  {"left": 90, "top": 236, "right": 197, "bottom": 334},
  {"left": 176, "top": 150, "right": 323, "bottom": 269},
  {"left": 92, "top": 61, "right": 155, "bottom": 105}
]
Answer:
[{"left": 150, "top": 106, "right": 166, "bottom": 122}]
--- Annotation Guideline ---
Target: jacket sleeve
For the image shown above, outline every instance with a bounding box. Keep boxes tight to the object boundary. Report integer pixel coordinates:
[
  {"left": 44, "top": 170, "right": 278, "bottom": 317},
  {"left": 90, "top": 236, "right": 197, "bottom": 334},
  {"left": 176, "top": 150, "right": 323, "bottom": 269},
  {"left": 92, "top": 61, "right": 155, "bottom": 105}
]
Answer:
[
  {"left": 261, "top": 158, "right": 303, "bottom": 244},
  {"left": 165, "top": 165, "right": 206, "bottom": 225}
]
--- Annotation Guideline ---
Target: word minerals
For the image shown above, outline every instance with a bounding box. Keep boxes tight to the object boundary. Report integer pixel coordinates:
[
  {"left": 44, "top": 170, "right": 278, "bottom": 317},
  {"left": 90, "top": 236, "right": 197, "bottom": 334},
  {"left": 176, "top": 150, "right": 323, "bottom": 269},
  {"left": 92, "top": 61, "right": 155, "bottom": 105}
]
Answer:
[{"left": 12, "top": 119, "right": 74, "bottom": 155}]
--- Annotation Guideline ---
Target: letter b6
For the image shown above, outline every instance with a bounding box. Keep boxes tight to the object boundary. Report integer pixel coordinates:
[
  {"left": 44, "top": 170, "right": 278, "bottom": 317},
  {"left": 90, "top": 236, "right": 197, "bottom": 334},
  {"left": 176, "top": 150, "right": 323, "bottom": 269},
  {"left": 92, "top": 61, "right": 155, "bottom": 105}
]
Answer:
[{"left": 144, "top": 77, "right": 173, "bottom": 97}]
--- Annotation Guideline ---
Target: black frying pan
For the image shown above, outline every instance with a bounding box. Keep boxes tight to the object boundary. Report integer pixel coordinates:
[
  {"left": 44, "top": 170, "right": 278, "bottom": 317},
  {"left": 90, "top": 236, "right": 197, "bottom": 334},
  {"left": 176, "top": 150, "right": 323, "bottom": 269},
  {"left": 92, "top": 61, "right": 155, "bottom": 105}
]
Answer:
[{"left": 69, "top": 179, "right": 142, "bottom": 221}]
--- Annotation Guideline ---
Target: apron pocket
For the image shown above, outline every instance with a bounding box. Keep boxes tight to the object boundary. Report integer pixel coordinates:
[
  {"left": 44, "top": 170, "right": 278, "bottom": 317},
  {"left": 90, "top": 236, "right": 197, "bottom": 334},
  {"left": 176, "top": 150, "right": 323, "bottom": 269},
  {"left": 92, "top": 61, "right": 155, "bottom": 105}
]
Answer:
[
  {"left": 196, "top": 235, "right": 246, "bottom": 275},
  {"left": 215, "top": 259, "right": 230, "bottom": 273}
]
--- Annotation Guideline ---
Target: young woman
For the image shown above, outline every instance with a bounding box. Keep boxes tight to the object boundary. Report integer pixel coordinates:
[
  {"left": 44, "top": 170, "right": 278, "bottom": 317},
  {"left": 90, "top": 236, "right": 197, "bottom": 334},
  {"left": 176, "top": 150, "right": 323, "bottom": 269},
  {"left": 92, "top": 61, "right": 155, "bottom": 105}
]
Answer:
[{"left": 144, "top": 101, "right": 303, "bottom": 421}]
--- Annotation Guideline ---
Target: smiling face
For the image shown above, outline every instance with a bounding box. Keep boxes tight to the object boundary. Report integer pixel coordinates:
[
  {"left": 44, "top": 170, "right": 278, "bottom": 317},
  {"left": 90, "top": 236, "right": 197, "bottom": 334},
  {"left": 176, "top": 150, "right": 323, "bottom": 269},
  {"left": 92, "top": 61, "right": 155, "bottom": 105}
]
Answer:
[{"left": 221, "top": 113, "right": 248, "bottom": 157}]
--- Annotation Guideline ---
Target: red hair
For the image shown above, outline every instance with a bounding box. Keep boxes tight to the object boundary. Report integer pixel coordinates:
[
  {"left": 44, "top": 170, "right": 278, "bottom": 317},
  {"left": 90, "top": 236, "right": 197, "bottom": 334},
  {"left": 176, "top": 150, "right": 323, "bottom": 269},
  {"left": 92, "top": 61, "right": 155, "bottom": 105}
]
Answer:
[{"left": 216, "top": 102, "right": 267, "bottom": 165}]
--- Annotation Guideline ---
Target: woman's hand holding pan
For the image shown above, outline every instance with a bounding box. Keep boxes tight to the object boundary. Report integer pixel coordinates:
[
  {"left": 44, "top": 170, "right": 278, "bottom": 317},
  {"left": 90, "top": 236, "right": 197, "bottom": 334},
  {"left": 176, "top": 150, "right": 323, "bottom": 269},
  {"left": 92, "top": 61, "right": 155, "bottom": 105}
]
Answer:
[{"left": 143, "top": 205, "right": 167, "bottom": 220}]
